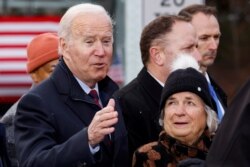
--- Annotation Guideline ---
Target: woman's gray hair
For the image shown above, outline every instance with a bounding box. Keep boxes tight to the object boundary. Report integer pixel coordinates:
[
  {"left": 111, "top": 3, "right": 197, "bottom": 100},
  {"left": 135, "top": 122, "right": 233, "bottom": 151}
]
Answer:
[
  {"left": 159, "top": 104, "right": 219, "bottom": 134},
  {"left": 205, "top": 105, "right": 219, "bottom": 133},
  {"left": 58, "top": 3, "right": 114, "bottom": 54}
]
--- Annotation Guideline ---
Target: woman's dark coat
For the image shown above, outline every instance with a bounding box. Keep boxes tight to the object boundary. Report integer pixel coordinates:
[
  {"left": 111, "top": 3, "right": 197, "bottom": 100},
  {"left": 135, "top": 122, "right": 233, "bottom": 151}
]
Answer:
[{"left": 133, "top": 130, "right": 212, "bottom": 167}]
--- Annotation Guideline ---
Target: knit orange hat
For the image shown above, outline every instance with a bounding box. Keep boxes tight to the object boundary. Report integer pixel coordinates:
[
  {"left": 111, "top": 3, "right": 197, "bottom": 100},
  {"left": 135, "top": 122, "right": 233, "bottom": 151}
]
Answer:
[{"left": 26, "top": 32, "right": 59, "bottom": 73}]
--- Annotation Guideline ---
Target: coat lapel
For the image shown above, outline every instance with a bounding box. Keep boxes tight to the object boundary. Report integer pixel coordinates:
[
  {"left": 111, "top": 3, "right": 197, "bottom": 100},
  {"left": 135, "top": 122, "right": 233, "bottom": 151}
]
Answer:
[
  {"left": 51, "top": 58, "right": 100, "bottom": 125},
  {"left": 51, "top": 58, "right": 121, "bottom": 156},
  {"left": 66, "top": 91, "right": 97, "bottom": 126},
  {"left": 51, "top": 58, "right": 119, "bottom": 126},
  {"left": 137, "top": 67, "right": 163, "bottom": 117}
]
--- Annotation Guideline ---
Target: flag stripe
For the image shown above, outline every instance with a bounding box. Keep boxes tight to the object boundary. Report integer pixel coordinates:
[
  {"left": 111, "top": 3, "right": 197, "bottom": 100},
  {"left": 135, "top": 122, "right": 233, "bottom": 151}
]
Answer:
[
  {"left": 0, "top": 23, "right": 58, "bottom": 32},
  {"left": 0, "top": 32, "right": 52, "bottom": 35},
  {"left": 0, "top": 16, "right": 60, "bottom": 22},
  {"left": 0, "top": 58, "right": 27, "bottom": 61},
  {"left": 0, "top": 48, "right": 27, "bottom": 57},
  {"left": 0, "top": 45, "right": 27, "bottom": 48},
  {"left": 0, "top": 74, "right": 32, "bottom": 83},
  {"left": 0, "top": 35, "right": 36, "bottom": 45},
  {"left": 0, "top": 16, "right": 60, "bottom": 103},
  {"left": 0, "top": 61, "right": 26, "bottom": 70},
  {"left": 0, "top": 87, "right": 30, "bottom": 96},
  {"left": 0, "top": 71, "right": 27, "bottom": 74},
  {"left": 0, "top": 96, "right": 20, "bottom": 103},
  {"left": 0, "top": 83, "right": 32, "bottom": 87}
]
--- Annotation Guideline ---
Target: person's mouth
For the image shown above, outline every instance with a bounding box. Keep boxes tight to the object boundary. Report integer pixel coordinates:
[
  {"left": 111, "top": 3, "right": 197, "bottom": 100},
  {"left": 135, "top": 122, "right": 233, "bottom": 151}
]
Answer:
[
  {"left": 94, "top": 63, "right": 106, "bottom": 68},
  {"left": 174, "top": 122, "right": 188, "bottom": 127}
]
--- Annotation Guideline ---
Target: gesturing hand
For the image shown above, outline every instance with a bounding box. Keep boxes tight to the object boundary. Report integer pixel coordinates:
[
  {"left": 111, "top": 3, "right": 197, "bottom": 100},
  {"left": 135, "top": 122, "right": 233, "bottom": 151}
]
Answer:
[{"left": 88, "top": 99, "right": 118, "bottom": 147}]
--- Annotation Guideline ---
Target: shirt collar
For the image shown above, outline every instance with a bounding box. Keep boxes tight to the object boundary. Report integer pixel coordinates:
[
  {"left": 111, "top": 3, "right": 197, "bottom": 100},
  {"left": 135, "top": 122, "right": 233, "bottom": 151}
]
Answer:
[
  {"left": 75, "top": 76, "right": 99, "bottom": 95},
  {"left": 205, "top": 72, "right": 211, "bottom": 84},
  {"left": 147, "top": 70, "right": 164, "bottom": 87}
]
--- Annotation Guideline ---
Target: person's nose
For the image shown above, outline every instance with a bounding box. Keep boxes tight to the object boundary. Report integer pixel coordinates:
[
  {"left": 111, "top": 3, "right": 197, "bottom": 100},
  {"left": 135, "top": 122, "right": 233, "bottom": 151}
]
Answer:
[
  {"left": 175, "top": 104, "right": 186, "bottom": 116},
  {"left": 209, "top": 38, "right": 218, "bottom": 50},
  {"left": 94, "top": 41, "right": 105, "bottom": 56}
]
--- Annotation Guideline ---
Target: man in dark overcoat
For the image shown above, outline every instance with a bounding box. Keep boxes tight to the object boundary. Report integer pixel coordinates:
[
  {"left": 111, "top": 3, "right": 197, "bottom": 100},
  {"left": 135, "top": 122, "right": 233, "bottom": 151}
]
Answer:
[
  {"left": 206, "top": 77, "right": 250, "bottom": 166},
  {"left": 14, "top": 3, "right": 128, "bottom": 167}
]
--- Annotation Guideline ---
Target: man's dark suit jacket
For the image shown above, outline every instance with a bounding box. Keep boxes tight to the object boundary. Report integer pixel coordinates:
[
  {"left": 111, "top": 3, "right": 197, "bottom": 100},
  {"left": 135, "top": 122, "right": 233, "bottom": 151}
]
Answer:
[
  {"left": 206, "top": 77, "right": 250, "bottom": 167},
  {"left": 114, "top": 67, "right": 162, "bottom": 163},
  {"left": 14, "top": 58, "right": 128, "bottom": 167},
  {"left": 209, "top": 75, "right": 228, "bottom": 110}
]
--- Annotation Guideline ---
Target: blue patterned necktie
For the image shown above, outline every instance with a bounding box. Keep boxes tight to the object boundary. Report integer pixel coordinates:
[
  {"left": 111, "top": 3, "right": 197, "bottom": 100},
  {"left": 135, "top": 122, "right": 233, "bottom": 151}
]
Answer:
[{"left": 208, "top": 82, "right": 223, "bottom": 121}]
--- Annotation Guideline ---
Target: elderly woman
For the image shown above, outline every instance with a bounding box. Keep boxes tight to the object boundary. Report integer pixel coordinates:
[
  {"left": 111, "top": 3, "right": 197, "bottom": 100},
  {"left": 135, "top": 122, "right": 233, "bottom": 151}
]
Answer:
[{"left": 132, "top": 67, "right": 218, "bottom": 167}]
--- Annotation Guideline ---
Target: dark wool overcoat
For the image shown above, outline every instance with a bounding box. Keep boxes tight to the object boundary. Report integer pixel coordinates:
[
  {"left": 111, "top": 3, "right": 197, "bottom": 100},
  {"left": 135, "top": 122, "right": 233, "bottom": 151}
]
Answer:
[
  {"left": 14, "top": 58, "right": 128, "bottom": 167},
  {"left": 114, "top": 67, "right": 163, "bottom": 163},
  {"left": 206, "top": 77, "right": 250, "bottom": 167}
]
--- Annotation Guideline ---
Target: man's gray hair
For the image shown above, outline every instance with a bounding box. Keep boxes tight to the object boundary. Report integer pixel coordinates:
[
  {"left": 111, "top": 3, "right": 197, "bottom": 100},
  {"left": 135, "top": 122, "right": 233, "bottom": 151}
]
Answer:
[{"left": 58, "top": 3, "right": 113, "bottom": 54}]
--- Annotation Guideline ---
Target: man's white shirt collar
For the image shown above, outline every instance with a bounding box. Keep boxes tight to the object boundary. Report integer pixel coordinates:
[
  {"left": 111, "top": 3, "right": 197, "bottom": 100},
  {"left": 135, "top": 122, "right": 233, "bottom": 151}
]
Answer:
[
  {"left": 147, "top": 70, "right": 164, "bottom": 87},
  {"left": 75, "top": 77, "right": 100, "bottom": 95}
]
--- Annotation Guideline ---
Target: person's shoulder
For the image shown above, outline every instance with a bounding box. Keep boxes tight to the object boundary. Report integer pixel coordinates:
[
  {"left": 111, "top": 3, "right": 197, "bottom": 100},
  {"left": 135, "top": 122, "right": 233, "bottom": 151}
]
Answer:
[
  {"left": 133, "top": 141, "right": 162, "bottom": 164},
  {"left": 100, "top": 75, "right": 119, "bottom": 92},
  {"left": 0, "top": 102, "right": 19, "bottom": 124},
  {"left": 18, "top": 83, "right": 53, "bottom": 108},
  {"left": 237, "top": 77, "right": 250, "bottom": 94},
  {"left": 29, "top": 78, "right": 57, "bottom": 97},
  {"left": 114, "top": 77, "right": 140, "bottom": 97}
]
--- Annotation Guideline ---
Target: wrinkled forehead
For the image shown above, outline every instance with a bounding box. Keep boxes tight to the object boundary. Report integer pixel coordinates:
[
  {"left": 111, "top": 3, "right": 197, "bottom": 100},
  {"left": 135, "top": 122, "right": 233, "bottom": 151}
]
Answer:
[
  {"left": 71, "top": 13, "right": 113, "bottom": 37},
  {"left": 191, "top": 13, "right": 220, "bottom": 30},
  {"left": 167, "top": 91, "right": 201, "bottom": 100},
  {"left": 168, "top": 21, "right": 196, "bottom": 41},
  {"left": 166, "top": 21, "right": 197, "bottom": 45}
]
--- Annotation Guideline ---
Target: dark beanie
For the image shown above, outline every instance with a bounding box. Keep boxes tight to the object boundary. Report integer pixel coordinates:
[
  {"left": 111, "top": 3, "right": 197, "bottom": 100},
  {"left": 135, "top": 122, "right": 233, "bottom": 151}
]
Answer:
[{"left": 160, "top": 67, "right": 215, "bottom": 111}]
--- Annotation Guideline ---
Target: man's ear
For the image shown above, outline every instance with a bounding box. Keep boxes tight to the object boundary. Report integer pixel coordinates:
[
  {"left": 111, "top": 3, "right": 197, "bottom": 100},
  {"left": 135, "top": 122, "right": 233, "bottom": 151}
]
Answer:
[
  {"left": 59, "top": 37, "right": 68, "bottom": 56},
  {"left": 149, "top": 46, "right": 164, "bottom": 66}
]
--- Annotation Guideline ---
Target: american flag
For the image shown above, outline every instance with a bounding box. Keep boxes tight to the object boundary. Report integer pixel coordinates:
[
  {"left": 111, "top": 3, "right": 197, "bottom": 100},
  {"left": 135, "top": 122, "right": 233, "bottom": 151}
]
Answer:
[
  {"left": 0, "top": 16, "right": 124, "bottom": 103},
  {"left": 108, "top": 54, "right": 124, "bottom": 86},
  {"left": 0, "top": 16, "right": 60, "bottom": 103}
]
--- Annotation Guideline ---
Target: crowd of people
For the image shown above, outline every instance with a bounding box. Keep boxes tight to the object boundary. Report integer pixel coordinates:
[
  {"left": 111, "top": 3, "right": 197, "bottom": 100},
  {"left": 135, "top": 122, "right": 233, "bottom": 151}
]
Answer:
[{"left": 0, "top": 2, "right": 249, "bottom": 167}]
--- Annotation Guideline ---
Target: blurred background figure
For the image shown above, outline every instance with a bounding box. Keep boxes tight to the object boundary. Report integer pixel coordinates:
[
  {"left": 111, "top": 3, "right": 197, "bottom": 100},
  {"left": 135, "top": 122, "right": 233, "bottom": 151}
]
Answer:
[
  {"left": 178, "top": 76, "right": 250, "bottom": 167},
  {"left": 0, "top": 32, "right": 59, "bottom": 167},
  {"left": 206, "top": 77, "right": 250, "bottom": 166},
  {"left": 179, "top": 4, "right": 227, "bottom": 121},
  {"left": 132, "top": 55, "right": 218, "bottom": 167},
  {"left": 0, "top": 122, "right": 11, "bottom": 167}
]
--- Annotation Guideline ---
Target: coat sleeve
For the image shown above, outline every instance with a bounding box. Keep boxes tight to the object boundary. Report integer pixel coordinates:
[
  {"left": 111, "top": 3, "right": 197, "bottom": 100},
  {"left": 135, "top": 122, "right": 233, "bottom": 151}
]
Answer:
[
  {"left": 14, "top": 93, "right": 95, "bottom": 167},
  {"left": 113, "top": 97, "right": 129, "bottom": 167}
]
